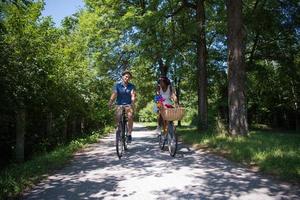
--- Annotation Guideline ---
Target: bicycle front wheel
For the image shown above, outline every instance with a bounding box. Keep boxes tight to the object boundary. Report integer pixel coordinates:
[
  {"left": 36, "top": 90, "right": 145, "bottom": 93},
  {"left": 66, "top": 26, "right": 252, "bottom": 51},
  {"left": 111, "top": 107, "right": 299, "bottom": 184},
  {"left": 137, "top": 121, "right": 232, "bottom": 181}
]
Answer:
[
  {"left": 158, "top": 132, "right": 166, "bottom": 150},
  {"left": 116, "top": 127, "right": 124, "bottom": 159},
  {"left": 124, "top": 122, "right": 128, "bottom": 150},
  {"left": 167, "top": 122, "right": 177, "bottom": 157}
]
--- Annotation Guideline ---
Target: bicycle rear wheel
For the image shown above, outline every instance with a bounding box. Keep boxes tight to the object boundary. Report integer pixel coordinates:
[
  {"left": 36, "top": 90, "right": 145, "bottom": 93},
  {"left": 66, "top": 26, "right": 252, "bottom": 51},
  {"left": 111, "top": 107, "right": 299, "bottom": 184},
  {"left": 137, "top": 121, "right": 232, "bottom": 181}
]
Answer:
[
  {"left": 167, "top": 122, "right": 177, "bottom": 157},
  {"left": 116, "top": 125, "right": 124, "bottom": 159}
]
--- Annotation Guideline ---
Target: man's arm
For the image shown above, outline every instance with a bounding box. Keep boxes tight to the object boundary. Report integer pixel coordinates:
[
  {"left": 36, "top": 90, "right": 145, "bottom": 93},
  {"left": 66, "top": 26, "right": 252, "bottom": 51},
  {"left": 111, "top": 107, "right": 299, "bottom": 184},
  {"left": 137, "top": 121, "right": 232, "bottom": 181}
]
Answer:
[
  {"left": 108, "top": 91, "right": 117, "bottom": 109},
  {"left": 131, "top": 89, "right": 136, "bottom": 105}
]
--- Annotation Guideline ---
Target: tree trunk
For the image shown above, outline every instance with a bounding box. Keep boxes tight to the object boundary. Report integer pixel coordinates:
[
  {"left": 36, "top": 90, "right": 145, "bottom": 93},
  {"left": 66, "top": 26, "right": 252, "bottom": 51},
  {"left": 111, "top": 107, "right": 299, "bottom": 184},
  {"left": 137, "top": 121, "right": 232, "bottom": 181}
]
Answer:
[
  {"left": 291, "top": 81, "right": 299, "bottom": 131},
  {"left": 296, "top": 111, "right": 299, "bottom": 132},
  {"left": 158, "top": 57, "right": 168, "bottom": 76},
  {"left": 81, "top": 117, "right": 85, "bottom": 134},
  {"left": 72, "top": 118, "right": 76, "bottom": 137},
  {"left": 63, "top": 120, "right": 68, "bottom": 142},
  {"left": 196, "top": 0, "right": 208, "bottom": 131},
  {"left": 175, "top": 77, "right": 182, "bottom": 127},
  {"left": 226, "top": 0, "right": 248, "bottom": 135},
  {"left": 46, "top": 112, "right": 53, "bottom": 136},
  {"left": 16, "top": 108, "right": 25, "bottom": 163}
]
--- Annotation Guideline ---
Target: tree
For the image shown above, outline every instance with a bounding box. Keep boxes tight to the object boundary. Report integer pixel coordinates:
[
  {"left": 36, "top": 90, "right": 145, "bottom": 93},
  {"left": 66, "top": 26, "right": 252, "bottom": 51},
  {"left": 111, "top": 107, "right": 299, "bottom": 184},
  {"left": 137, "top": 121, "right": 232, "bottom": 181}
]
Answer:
[
  {"left": 195, "top": 0, "right": 208, "bottom": 131},
  {"left": 226, "top": 0, "right": 248, "bottom": 135},
  {"left": 1, "top": 1, "right": 47, "bottom": 162},
  {"left": 245, "top": 0, "right": 300, "bottom": 130}
]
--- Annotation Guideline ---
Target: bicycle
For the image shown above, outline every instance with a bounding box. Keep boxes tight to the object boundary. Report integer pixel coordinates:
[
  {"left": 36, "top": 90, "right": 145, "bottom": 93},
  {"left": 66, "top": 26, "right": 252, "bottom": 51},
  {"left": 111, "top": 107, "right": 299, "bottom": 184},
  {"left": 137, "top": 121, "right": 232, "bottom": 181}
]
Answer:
[
  {"left": 158, "top": 106, "right": 184, "bottom": 157},
  {"left": 115, "top": 105, "right": 130, "bottom": 159},
  {"left": 158, "top": 120, "right": 177, "bottom": 157}
]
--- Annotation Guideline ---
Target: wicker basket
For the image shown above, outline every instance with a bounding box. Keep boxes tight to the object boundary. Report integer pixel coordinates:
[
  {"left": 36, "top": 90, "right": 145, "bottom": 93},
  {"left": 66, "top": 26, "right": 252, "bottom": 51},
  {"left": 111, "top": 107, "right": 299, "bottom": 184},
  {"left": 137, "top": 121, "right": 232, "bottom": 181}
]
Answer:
[{"left": 161, "top": 107, "right": 185, "bottom": 121}]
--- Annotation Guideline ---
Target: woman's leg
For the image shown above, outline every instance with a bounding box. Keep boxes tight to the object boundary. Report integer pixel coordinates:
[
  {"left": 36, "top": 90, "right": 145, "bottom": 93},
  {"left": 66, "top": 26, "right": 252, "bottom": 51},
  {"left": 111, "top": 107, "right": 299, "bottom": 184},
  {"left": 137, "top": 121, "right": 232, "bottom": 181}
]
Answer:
[
  {"left": 157, "top": 113, "right": 160, "bottom": 127},
  {"left": 162, "top": 118, "right": 167, "bottom": 135}
]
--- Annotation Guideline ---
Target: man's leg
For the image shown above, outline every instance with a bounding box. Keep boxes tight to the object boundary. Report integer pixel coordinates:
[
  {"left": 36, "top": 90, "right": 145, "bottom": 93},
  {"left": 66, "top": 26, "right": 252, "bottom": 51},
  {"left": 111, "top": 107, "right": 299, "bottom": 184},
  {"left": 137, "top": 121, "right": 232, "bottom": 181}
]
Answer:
[
  {"left": 126, "top": 107, "right": 133, "bottom": 142},
  {"left": 115, "top": 106, "right": 121, "bottom": 126}
]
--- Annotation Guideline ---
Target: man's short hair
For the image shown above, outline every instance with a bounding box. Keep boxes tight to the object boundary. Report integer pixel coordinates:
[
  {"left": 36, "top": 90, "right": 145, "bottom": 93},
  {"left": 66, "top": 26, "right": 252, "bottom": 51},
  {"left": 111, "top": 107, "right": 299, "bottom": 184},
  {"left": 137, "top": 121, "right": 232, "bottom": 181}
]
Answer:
[{"left": 122, "top": 70, "right": 132, "bottom": 78}]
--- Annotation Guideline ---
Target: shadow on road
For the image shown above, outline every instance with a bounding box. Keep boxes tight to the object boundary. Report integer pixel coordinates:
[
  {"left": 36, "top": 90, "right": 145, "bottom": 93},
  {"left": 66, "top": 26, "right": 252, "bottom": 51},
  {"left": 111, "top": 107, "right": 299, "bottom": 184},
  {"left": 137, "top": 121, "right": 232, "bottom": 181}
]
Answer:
[{"left": 23, "top": 124, "right": 300, "bottom": 200}]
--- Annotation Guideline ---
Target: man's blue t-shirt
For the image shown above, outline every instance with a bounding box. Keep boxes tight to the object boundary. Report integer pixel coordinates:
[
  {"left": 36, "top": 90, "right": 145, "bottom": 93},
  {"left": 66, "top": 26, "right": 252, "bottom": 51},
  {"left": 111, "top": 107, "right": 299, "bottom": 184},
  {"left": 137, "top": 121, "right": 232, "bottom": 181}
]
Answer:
[{"left": 114, "top": 82, "right": 135, "bottom": 105}]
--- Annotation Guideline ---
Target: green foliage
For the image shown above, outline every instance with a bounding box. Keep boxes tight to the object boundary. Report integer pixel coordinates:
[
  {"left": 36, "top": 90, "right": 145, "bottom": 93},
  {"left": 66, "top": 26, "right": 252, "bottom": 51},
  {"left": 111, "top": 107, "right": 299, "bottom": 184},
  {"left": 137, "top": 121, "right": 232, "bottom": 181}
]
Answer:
[
  {"left": 1, "top": 1, "right": 54, "bottom": 107},
  {"left": 244, "top": 0, "right": 300, "bottom": 129},
  {"left": 0, "top": 0, "right": 115, "bottom": 169},
  {"left": 138, "top": 101, "right": 157, "bottom": 122},
  {"left": 181, "top": 107, "right": 198, "bottom": 125},
  {"left": 130, "top": 58, "right": 157, "bottom": 115}
]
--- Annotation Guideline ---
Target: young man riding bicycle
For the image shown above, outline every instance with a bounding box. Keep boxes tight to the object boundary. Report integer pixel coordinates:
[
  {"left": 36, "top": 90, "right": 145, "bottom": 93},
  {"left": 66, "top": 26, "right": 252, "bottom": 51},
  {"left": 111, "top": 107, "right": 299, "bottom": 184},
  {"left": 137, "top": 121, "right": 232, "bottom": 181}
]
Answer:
[{"left": 108, "top": 70, "right": 136, "bottom": 143}]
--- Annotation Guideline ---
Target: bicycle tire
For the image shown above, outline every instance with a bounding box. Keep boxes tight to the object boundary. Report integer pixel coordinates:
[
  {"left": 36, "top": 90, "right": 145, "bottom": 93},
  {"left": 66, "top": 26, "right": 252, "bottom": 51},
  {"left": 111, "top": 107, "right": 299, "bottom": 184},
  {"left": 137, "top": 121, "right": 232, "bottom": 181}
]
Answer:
[
  {"left": 116, "top": 126, "right": 123, "bottom": 159},
  {"left": 167, "top": 122, "right": 177, "bottom": 157},
  {"left": 123, "top": 121, "right": 128, "bottom": 150},
  {"left": 158, "top": 132, "right": 166, "bottom": 150}
]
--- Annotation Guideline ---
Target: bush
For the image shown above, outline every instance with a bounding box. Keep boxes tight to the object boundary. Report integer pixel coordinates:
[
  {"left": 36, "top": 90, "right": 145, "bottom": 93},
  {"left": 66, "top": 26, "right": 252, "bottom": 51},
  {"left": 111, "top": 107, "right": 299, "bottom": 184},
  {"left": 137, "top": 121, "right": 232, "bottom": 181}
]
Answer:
[
  {"left": 138, "top": 101, "right": 157, "bottom": 122},
  {"left": 183, "top": 107, "right": 198, "bottom": 125}
]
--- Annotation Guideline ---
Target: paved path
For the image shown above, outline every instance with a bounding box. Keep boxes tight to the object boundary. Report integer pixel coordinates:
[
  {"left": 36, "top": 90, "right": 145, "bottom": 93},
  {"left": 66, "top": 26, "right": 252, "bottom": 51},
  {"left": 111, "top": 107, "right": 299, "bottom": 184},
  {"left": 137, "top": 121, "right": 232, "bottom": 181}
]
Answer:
[{"left": 23, "top": 123, "right": 299, "bottom": 200}]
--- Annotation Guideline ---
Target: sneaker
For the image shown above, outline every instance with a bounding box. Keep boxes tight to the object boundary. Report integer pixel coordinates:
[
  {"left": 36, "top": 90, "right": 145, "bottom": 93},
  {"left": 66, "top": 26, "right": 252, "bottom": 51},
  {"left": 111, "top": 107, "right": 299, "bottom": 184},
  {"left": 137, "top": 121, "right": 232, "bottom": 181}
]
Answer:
[
  {"left": 162, "top": 134, "right": 167, "bottom": 142},
  {"left": 127, "top": 135, "right": 132, "bottom": 143}
]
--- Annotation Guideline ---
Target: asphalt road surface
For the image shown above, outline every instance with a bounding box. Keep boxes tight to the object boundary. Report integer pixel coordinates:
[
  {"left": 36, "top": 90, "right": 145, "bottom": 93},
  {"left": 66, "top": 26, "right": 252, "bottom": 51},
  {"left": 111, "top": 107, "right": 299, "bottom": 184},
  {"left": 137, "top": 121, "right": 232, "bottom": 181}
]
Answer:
[{"left": 23, "top": 123, "right": 300, "bottom": 200}]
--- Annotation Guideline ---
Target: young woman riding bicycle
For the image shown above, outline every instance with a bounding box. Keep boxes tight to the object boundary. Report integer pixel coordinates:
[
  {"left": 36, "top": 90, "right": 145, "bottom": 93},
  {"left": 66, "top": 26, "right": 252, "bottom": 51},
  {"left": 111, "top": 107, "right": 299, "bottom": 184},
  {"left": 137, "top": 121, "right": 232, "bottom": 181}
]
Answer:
[{"left": 155, "top": 76, "right": 178, "bottom": 135}]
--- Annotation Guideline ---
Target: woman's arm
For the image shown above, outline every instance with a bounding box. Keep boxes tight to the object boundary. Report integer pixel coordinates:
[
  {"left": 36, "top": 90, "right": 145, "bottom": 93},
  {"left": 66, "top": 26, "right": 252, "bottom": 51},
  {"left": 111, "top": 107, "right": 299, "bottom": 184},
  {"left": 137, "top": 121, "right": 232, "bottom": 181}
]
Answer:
[
  {"left": 156, "top": 85, "right": 160, "bottom": 95},
  {"left": 170, "top": 86, "right": 178, "bottom": 104}
]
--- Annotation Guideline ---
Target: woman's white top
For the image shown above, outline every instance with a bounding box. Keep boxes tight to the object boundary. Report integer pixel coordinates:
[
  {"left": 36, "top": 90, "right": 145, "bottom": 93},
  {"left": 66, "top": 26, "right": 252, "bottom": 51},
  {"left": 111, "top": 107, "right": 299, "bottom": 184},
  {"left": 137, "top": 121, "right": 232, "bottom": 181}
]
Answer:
[{"left": 160, "top": 86, "right": 172, "bottom": 105}]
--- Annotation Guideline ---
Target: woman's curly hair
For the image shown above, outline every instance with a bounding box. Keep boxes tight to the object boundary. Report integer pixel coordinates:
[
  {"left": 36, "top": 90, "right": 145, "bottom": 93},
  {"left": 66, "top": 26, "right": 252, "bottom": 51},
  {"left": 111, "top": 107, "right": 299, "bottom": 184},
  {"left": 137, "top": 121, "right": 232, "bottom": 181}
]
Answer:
[{"left": 157, "top": 76, "right": 170, "bottom": 85}]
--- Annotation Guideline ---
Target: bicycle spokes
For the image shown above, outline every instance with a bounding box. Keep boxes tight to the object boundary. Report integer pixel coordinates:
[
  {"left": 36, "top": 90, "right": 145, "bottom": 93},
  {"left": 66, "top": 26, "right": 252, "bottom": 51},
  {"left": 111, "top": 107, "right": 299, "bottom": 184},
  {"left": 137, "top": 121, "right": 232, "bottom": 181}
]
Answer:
[
  {"left": 158, "top": 122, "right": 177, "bottom": 157},
  {"left": 124, "top": 124, "right": 128, "bottom": 150},
  {"left": 115, "top": 105, "right": 130, "bottom": 159},
  {"left": 116, "top": 129, "right": 124, "bottom": 159},
  {"left": 158, "top": 133, "right": 166, "bottom": 150}
]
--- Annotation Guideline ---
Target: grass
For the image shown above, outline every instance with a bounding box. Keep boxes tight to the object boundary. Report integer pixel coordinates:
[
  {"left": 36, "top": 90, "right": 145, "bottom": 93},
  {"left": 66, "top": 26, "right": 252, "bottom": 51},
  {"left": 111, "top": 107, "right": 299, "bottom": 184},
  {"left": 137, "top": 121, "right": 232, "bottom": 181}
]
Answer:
[
  {"left": 141, "top": 122, "right": 300, "bottom": 182},
  {"left": 175, "top": 125, "right": 300, "bottom": 183},
  {"left": 0, "top": 126, "right": 113, "bottom": 199}
]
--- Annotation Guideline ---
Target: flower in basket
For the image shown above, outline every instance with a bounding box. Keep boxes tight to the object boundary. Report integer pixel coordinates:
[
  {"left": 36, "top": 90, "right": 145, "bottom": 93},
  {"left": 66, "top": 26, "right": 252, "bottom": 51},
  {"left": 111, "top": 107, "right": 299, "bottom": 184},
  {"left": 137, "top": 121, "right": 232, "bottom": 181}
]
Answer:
[
  {"left": 157, "top": 101, "right": 163, "bottom": 109},
  {"left": 154, "top": 95, "right": 165, "bottom": 110},
  {"left": 164, "top": 104, "right": 174, "bottom": 108},
  {"left": 154, "top": 95, "right": 165, "bottom": 103}
]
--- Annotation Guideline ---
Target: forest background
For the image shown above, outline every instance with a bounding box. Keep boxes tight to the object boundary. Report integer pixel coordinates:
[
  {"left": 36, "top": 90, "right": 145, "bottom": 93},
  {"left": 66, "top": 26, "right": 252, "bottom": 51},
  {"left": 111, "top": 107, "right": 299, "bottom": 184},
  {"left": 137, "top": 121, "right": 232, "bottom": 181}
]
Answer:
[{"left": 0, "top": 0, "right": 299, "bottom": 195}]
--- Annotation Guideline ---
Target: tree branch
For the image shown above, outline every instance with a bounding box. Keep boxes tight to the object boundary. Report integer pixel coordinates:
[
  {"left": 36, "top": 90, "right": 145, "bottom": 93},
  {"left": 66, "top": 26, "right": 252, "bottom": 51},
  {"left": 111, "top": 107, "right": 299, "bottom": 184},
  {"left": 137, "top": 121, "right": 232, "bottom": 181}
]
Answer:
[
  {"left": 165, "top": 2, "right": 185, "bottom": 18},
  {"left": 182, "top": 0, "right": 197, "bottom": 10}
]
